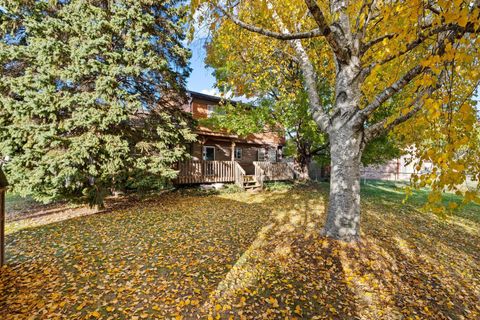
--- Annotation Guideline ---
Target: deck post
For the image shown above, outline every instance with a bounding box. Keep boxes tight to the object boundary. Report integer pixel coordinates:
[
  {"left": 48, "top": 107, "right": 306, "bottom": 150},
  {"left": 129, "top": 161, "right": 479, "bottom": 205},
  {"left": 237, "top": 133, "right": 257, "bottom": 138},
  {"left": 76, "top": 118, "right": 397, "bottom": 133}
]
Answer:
[
  {"left": 0, "top": 167, "right": 9, "bottom": 267},
  {"left": 231, "top": 141, "right": 236, "bottom": 162}
]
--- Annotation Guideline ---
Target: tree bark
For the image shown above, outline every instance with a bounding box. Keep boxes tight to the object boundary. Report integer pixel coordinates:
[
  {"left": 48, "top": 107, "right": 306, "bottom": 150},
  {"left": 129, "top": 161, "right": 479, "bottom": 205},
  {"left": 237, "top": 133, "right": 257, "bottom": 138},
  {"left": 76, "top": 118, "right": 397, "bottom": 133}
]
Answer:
[
  {"left": 293, "top": 154, "right": 311, "bottom": 181},
  {"left": 322, "top": 125, "right": 364, "bottom": 242},
  {"left": 322, "top": 56, "right": 364, "bottom": 242}
]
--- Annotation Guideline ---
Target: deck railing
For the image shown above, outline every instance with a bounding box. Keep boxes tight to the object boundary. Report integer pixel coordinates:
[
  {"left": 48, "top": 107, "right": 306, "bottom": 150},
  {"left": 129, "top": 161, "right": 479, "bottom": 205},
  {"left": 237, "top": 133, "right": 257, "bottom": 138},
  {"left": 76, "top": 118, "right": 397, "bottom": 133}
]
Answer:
[
  {"left": 253, "top": 162, "right": 265, "bottom": 188},
  {"left": 175, "top": 160, "right": 295, "bottom": 185},
  {"left": 175, "top": 160, "right": 235, "bottom": 184},
  {"left": 233, "top": 162, "right": 246, "bottom": 188},
  {"left": 253, "top": 161, "right": 295, "bottom": 181}
]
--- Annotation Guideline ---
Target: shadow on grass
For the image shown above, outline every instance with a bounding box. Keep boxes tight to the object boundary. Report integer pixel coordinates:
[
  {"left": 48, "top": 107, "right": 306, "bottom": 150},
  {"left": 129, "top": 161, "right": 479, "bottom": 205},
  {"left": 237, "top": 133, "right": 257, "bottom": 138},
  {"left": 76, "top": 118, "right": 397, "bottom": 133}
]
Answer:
[{"left": 1, "top": 183, "right": 479, "bottom": 319}]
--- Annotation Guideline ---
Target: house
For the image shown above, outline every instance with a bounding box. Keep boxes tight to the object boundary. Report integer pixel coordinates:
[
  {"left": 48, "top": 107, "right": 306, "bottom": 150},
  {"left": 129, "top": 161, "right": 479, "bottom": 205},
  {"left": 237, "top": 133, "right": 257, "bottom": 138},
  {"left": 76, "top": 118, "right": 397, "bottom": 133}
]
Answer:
[{"left": 175, "top": 91, "right": 294, "bottom": 188}]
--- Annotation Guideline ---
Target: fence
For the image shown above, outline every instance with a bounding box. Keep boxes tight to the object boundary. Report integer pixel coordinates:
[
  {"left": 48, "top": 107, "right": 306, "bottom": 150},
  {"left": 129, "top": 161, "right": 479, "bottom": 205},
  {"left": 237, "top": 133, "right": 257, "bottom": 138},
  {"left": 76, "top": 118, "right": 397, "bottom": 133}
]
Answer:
[{"left": 253, "top": 161, "right": 295, "bottom": 181}]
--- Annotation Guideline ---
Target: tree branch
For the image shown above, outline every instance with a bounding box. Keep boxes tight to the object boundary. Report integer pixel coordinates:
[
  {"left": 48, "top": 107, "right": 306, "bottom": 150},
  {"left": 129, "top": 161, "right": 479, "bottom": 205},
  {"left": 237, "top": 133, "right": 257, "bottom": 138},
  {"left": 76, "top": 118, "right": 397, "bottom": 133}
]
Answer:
[
  {"left": 266, "top": 3, "right": 331, "bottom": 132},
  {"left": 310, "top": 142, "right": 330, "bottom": 156},
  {"left": 218, "top": 7, "right": 323, "bottom": 40},
  {"left": 364, "top": 92, "right": 427, "bottom": 142},
  {"left": 359, "top": 65, "right": 425, "bottom": 118},
  {"left": 364, "top": 78, "right": 443, "bottom": 143},
  {"left": 303, "top": 0, "right": 351, "bottom": 63},
  {"left": 361, "top": 33, "right": 396, "bottom": 54}
]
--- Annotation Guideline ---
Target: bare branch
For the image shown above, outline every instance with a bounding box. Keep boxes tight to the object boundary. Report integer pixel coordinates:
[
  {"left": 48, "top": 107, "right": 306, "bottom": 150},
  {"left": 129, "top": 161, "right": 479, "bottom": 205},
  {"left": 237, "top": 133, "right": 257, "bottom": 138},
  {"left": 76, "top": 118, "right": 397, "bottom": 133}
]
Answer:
[{"left": 218, "top": 7, "right": 323, "bottom": 40}]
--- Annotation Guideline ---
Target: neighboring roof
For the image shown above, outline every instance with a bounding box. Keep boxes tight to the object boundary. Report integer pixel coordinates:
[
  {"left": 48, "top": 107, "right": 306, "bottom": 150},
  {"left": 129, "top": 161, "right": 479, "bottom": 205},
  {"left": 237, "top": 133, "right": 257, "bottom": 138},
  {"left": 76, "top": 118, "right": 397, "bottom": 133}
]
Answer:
[
  {"left": 0, "top": 167, "right": 8, "bottom": 189},
  {"left": 188, "top": 91, "right": 239, "bottom": 106}
]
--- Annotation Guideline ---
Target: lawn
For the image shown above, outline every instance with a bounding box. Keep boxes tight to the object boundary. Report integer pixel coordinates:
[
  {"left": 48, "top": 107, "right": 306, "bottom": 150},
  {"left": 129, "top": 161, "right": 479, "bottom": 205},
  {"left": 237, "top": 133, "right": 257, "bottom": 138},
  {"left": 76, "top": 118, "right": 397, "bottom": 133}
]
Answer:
[{"left": 1, "top": 182, "right": 479, "bottom": 319}]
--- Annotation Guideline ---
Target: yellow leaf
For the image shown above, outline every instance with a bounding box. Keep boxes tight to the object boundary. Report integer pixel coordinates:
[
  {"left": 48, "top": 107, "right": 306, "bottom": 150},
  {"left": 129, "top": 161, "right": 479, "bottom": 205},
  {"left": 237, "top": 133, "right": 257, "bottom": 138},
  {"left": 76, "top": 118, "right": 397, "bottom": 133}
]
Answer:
[
  {"left": 215, "top": 304, "right": 222, "bottom": 311},
  {"left": 294, "top": 305, "right": 302, "bottom": 315},
  {"left": 76, "top": 302, "right": 87, "bottom": 311}
]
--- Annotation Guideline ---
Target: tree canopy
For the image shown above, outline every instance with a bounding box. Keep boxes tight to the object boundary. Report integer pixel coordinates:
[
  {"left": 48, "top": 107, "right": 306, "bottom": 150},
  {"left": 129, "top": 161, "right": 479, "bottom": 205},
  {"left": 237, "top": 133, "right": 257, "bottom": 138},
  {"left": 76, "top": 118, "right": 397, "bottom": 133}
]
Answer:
[
  {"left": 192, "top": 0, "right": 480, "bottom": 240},
  {"left": 0, "top": 0, "right": 196, "bottom": 208},
  {"left": 204, "top": 14, "right": 403, "bottom": 177}
]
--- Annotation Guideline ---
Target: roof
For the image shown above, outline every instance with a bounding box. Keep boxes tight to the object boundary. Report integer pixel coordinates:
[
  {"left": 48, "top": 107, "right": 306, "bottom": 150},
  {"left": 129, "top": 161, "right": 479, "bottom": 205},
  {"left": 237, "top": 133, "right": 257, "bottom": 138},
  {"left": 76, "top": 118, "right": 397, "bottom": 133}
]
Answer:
[
  {"left": 0, "top": 167, "right": 8, "bottom": 189},
  {"left": 188, "top": 91, "right": 239, "bottom": 106}
]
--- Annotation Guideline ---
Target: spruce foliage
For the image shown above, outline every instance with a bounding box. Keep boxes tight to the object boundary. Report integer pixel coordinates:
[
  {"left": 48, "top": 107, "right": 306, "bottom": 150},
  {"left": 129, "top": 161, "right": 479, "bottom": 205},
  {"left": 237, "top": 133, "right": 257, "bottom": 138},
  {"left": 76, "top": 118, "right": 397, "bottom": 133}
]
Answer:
[{"left": 0, "top": 0, "right": 196, "bottom": 208}]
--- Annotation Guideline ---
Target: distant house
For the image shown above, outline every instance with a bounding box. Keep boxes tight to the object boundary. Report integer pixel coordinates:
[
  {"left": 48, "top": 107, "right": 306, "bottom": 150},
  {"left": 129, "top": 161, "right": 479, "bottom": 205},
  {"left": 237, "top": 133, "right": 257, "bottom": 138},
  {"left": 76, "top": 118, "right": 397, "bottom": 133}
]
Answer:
[
  {"left": 175, "top": 91, "right": 294, "bottom": 189},
  {"left": 360, "top": 155, "right": 432, "bottom": 181},
  {"left": 309, "top": 154, "right": 434, "bottom": 182}
]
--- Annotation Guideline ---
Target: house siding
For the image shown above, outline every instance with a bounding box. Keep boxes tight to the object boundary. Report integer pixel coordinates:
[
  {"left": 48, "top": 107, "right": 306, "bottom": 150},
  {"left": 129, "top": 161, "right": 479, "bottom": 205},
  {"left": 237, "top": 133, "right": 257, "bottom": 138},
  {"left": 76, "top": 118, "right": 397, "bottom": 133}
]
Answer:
[
  {"left": 190, "top": 139, "right": 280, "bottom": 174},
  {"left": 190, "top": 98, "right": 285, "bottom": 146}
]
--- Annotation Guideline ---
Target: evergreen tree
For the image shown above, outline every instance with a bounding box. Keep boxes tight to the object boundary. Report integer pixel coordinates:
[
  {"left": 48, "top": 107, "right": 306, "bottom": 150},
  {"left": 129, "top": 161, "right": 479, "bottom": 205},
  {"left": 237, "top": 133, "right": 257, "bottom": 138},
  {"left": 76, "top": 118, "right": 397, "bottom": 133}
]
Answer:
[{"left": 0, "top": 0, "right": 196, "bottom": 208}]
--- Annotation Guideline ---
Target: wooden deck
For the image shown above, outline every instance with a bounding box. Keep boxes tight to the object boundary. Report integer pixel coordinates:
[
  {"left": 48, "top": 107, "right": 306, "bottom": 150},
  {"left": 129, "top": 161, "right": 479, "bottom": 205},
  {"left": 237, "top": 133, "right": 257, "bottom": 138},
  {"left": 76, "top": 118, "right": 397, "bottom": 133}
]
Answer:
[{"left": 175, "top": 160, "right": 294, "bottom": 187}]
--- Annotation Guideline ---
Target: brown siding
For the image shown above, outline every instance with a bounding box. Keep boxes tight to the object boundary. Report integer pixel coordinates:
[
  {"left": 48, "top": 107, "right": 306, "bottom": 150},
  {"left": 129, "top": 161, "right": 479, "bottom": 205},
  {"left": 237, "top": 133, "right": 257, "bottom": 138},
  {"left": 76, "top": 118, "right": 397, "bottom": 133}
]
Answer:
[
  {"left": 189, "top": 139, "right": 280, "bottom": 175},
  {"left": 235, "top": 143, "right": 262, "bottom": 174},
  {"left": 192, "top": 101, "right": 209, "bottom": 119},
  {"left": 191, "top": 141, "right": 231, "bottom": 161},
  {"left": 190, "top": 98, "right": 285, "bottom": 146}
]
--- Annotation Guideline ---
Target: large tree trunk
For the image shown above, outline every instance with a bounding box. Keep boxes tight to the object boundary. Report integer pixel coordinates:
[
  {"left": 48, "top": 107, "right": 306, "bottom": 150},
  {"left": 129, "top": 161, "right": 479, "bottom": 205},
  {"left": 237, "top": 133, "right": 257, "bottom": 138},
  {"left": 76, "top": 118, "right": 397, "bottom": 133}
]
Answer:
[
  {"left": 322, "top": 125, "right": 364, "bottom": 242},
  {"left": 293, "top": 153, "right": 311, "bottom": 181},
  {"left": 322, "top": 56, "right": 364, "bottom": 241}
]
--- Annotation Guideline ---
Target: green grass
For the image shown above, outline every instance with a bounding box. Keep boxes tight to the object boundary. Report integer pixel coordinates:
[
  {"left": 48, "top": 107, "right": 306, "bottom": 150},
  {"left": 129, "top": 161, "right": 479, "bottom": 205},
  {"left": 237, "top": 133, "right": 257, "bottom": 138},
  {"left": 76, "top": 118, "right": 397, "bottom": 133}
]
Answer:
[
  {"left": 360, "top": 179, "right": 480, "bottom": 223},
  {"left": 1, "top": 182, "right": 479, "bottom": 319},
  {"left": 4, "top": 192, "right": 39, "bottom": 213}
]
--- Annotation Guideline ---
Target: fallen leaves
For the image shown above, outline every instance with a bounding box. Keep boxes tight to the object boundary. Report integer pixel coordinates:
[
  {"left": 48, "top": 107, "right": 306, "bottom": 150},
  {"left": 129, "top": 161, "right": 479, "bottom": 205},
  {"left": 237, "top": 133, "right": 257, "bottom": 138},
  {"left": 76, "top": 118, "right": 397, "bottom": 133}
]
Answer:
[{"left": 0, "top": 183, "right": 479, "bottom": 319}]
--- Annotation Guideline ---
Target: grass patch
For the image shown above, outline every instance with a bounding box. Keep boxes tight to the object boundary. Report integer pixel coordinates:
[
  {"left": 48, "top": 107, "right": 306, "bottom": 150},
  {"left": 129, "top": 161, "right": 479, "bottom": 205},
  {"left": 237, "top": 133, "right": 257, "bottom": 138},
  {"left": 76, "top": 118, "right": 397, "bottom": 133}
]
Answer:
[
  {"left": 1, "top": 183, "right": 479, "bottom": 319},
  {"left": 4, "top": 192, "right": 39, "bottom": 213},
  {"left": 264, "top": 180, "right": 295, "bottom": 191}
]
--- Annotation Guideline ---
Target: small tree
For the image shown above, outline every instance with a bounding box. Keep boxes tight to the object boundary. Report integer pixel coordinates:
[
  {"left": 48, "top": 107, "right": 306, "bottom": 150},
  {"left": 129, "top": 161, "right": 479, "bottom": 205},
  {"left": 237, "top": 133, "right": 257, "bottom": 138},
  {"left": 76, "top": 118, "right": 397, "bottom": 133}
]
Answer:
[{"left": 0, "top": 0, "right": 196, "bottom": 209}]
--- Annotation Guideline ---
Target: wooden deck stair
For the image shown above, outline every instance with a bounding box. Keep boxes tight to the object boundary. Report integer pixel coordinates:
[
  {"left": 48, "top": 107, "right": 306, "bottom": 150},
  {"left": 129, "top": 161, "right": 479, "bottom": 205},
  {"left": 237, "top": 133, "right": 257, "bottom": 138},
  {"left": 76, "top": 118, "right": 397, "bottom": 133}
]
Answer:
[{"left": 242, "top": 175, "right": 261, "bottom": 190}]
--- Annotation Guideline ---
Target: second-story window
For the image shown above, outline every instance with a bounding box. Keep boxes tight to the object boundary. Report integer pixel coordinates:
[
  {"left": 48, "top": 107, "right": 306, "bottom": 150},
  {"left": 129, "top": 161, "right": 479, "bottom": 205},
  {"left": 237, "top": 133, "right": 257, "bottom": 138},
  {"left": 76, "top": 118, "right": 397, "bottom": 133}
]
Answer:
[
  {"left": 234, "top": 147, "right": 242, "bottom": 160},
  {"left": 207, "top": 105, "right": 216, "bottom": 118},
  {"left": 207, "top": 104, "right": 225, "bottom": 118}
]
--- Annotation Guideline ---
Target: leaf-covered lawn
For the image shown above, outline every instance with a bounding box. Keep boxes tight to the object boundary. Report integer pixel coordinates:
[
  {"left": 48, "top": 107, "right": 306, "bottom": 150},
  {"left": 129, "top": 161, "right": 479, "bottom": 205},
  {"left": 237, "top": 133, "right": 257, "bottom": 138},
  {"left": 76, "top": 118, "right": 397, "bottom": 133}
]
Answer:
[{"left": 1, "top": 182, "right": 479, "bottom": 319}]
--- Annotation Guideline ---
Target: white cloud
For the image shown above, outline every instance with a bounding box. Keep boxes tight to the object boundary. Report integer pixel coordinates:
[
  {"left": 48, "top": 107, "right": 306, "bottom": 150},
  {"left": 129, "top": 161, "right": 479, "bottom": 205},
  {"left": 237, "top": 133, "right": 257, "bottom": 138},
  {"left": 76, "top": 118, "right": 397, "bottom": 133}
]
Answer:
[
  {"left": 200, "top": 88, "right": 222, "bottom": 97},
  {"left": 199, "top": 89, "right": 257, "bottom": 104}
]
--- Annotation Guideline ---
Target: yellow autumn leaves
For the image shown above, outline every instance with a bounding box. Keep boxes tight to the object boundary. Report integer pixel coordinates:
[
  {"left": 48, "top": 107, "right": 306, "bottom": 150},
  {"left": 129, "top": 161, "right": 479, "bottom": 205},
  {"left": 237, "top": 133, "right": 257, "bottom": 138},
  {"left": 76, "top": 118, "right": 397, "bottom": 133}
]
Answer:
[{"left": 2, "top": 183, "right": 480, "bottom": 318}]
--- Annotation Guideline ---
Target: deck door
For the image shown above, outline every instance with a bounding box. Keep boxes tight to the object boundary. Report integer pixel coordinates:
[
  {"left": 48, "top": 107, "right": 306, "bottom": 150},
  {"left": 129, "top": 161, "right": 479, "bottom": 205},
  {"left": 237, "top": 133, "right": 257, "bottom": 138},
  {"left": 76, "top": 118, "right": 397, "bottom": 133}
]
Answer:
[
  {"left": 202, "top": 146, "right": 215, "bottom": 176},
  {"left": 202, "top": 146, "right": 215, "bottom": 161}
]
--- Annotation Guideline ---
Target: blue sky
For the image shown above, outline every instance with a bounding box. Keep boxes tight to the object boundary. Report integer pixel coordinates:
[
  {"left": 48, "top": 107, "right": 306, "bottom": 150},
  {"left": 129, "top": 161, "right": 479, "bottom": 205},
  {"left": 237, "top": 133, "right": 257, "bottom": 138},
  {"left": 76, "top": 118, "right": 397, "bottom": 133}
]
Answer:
[{"left": 186, "top": 40, "right": 217, "bottom": 95}]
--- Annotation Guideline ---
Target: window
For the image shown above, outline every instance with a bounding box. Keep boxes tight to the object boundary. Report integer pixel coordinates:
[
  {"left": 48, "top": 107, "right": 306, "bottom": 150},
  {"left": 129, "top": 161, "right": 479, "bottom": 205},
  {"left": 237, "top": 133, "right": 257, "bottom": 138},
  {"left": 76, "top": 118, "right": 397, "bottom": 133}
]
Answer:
[
  {"left": 234, "top": 147, "right": 242, "bottom": 160},
  {"left": 207, "top": 104, "right": 225, "bottom": 118},
  {"left": 268, "top": 148, "right": 277, "bottom": 162},
  {"left": 202, "top": 146, "right": 215, "bottom": 161},
  {"left": 257, "top": 148, "right": 266, "bottom": 161},
  {"left": 207, "top": 105, "right": 216, "bottom": 118}
]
